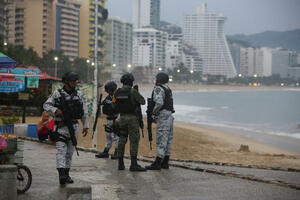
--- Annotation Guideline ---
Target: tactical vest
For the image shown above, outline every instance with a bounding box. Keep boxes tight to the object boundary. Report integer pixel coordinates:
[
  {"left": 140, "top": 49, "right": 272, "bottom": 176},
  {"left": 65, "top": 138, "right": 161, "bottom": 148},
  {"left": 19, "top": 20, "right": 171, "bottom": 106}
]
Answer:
[
  {"left": 102, "top": 95, "right": 115, "bottom": 116},
  {"left": 58, "top": 89, "right": 84, "bottom": 120},
  {"left": 153, "top": 85, "right": 175, "bottom": 113},
  {"left": 114, "top": 87, "right": 136, "bottom": 114}
]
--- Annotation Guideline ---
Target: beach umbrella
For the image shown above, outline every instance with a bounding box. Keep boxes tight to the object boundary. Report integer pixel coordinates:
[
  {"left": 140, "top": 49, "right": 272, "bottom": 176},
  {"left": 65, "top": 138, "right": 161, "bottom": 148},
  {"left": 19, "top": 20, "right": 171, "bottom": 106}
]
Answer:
[{"left": 0, "top": 52, "right": 17, "bottom": 68}]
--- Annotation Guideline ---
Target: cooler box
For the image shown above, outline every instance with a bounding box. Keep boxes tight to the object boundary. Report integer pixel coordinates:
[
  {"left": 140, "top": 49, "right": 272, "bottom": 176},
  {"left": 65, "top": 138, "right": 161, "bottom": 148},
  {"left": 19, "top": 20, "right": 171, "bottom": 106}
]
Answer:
[
  {"left": 14, "top": 124, "right": 28, "bottom": 137},
  {"left": 27, "top": 124, "right": 38, "bottom": 138}
]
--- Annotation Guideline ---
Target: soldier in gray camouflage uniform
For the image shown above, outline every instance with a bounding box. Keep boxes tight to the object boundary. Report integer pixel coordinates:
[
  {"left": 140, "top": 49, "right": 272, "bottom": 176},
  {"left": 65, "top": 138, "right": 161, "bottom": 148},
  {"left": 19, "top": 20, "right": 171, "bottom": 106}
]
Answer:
[
  {"left": 95, "top": 81, "right": 119, "bottom": 159},
  {"left": 43, "top": 72, "right": 89, "bottom": 185},
  {"left": 146, "top": 72, "right": 175, "bottom": 170}
]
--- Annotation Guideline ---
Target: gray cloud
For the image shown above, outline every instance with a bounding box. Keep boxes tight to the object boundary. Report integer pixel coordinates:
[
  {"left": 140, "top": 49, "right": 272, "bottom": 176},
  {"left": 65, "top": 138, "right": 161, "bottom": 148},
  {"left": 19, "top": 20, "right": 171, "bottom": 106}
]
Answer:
[{"left": 106, "top": 0, "right": 300, "bottom": 34}]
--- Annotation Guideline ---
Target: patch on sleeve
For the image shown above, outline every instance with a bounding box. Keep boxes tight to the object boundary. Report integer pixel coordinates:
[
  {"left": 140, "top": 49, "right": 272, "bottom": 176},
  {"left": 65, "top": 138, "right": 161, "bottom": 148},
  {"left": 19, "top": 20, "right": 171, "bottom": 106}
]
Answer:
[{"left": 155, "top": 87, "right": 161, "bottom": 95}]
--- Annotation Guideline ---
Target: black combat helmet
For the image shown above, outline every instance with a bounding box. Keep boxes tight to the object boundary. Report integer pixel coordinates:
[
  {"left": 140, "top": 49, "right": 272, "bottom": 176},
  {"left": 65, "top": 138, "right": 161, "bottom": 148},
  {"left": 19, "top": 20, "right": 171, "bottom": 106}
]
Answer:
[
  {"left": 104, "top": 81, "right": 117, "bottom": 92},
  {"left": 120, "top": 73, "right": 135, "bottom": 86},
  {"left": 156, "top": 72, "right": 169, "bottom": 84},
  {"left": 62, "top": 72, "right": 79, "bottom": 83}
]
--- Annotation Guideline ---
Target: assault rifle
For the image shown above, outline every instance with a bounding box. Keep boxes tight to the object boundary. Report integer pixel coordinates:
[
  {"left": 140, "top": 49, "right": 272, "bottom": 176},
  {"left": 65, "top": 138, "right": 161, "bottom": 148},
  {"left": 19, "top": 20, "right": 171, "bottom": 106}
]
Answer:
[
  {"left": 92, "top": 93, "right": 103, "bottom": 139},
  {"left": 133, "top": 85, "right": 144, "bottom": 138},
  {"left": 146, "top": 98, "right": 154, "bottom": 150},
  {"left": 59, "top": 90, "right": 79, "bottom": 156}
]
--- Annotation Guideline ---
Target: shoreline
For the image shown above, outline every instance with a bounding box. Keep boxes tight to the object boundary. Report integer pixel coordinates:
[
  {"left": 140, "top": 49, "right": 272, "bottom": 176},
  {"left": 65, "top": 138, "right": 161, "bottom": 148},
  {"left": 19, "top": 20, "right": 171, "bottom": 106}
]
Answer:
[
  {"left": 138, "top": 83, "right": 300, "bottom": 92},
  {"left": 8, "top": 116, "right": 300, "bottom": 169},
  {"left": 174, "top": 121, "right": 300, "bottom": 155}
]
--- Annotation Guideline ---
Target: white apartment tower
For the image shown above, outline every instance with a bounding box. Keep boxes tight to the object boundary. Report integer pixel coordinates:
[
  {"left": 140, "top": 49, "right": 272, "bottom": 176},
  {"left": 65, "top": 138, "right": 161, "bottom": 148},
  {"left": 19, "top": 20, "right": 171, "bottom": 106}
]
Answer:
[
  {"left": 165, "top": 34, "right": 183, "bottom": 70},
  {"left": 104, "top": 17, "right": 133, "bottom": 79},
  {"left": 132, "top": 0, "right": 160, "bottom": 29},
  {"left": 133, "top": 28, "right": 167, "bottom": 69},
  {"left": 183, "top": 3, "right": 236, "bottom": 78}
]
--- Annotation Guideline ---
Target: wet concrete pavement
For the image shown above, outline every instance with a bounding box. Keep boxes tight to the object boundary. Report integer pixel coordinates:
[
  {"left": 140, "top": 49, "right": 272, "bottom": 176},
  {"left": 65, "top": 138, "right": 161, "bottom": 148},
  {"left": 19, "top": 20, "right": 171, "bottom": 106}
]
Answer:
[{"left": 17, "top": 140, "right": 300, "bottom": 200}]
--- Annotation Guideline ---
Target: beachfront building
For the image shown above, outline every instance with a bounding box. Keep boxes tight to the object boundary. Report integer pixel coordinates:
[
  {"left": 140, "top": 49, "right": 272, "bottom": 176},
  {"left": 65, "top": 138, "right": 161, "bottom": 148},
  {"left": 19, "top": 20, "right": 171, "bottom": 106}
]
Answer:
[
  {"left": 183, "top": 3, "right": 236, "bottom": 78},
  {"left": 240, "top": 47, "right": 298, "bottom": 78},
  {"left": 6, "top": 0, "right": 54, "bottom": 56},
  {"left": 240, "top": 47, "right": 256, "bottom": 77},
  {"left": 103, "top": 17, "right": 133, "bottom": 80},
  {"left": 182, "top": 43, "right": 203, "bottom": 73},
  {"left": 261, "top": 47, "right": 273, "bottom": 77},
  {"left": 133, "top": 28, "right": 167, "bottom": 70},
  {"left": 0, "top": 0, "right": 6, "bottom": 41},
  {"left": 240, "top": 47, "right": 268, "bottom": 77},
  {"left": 132, "top": 0, "right": 160, "bottom": 29},
  {"left": 79, "top": 0, "right": 107, "bottom": 62},
  {"left": 229, "top": 42, "right": 241, "bottom": 75},
  {"left": 165, "top": 34, "right": 183, "bottom": 70},
  {"left": 165, "top": 40, "right": 181, "bottom": 70},
  {"left": 53, "top": 0, "right": 81, "bottom": 60},
  {"left": 272, "top": 49, "right": 298, "bottom": 78}
]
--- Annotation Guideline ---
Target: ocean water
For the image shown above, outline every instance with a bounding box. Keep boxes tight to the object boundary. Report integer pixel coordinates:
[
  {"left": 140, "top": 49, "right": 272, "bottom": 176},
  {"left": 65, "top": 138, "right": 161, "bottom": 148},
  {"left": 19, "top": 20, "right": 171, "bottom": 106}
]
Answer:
[{"left": 142, "top": 89, "right": 300, "bottom": 140}]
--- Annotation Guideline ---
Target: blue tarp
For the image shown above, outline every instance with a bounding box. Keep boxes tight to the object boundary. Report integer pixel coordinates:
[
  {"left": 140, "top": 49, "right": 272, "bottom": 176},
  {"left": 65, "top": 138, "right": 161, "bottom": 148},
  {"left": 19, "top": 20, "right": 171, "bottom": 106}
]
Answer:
[{"left": 0, "top": 52, "right": 17, "bottom": 68}]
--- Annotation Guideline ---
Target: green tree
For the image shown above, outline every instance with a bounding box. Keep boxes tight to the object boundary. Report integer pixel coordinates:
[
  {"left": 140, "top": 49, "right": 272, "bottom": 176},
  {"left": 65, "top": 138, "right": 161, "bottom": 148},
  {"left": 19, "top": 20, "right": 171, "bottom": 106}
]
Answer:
[
  {"left": 5, "top": 45, "right": 41, "bottom": 66},
  {"left": 41, "top": 50, "right": 72, "bottom": 78},
  {"left": 72, "top": 58, "right": 90, "bottom": 82}
]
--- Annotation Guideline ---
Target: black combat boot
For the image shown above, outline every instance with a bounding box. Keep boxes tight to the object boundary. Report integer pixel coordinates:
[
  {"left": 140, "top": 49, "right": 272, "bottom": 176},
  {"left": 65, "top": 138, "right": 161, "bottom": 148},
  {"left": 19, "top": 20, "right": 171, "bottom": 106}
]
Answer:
[
  {"left": 146, "top": 157, "right": 162, "bottom": 170},
  {"left": 65, "top": 168, "right": 74, "bottom": 184},
  {"left": 161, "top": 156, "right": 170, "bottom": 169},
  {"left": 111, "top": 148, "right": 118, "bottom": 160},
  {"left": 95, "top": 147, "right": 109, "bottom": 158},
  {"left": 118, "top": 156, "right": 125, "bottom": 170},
  {"left": 57, "top": 168, "right": 67, "bottom": 185},
  {"left": 129, "top": 156, "right": 147, "bottom": 172}
]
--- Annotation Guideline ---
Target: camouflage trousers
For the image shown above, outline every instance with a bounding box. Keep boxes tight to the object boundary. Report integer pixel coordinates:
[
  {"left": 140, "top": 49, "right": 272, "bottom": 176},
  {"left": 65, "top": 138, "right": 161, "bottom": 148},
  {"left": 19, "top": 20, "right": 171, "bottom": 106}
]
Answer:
[
  {"left": 105, "top": 119, "right": 119, "bottom": 150},
  {"left": 55, "top": 123, "right": 79, "bottom": 168},
  {"left": 156, "top": 110, "right": 174, "bottom": 158},
  {"left": 118, "top": 114, "right": 140, "bottom": 157}
]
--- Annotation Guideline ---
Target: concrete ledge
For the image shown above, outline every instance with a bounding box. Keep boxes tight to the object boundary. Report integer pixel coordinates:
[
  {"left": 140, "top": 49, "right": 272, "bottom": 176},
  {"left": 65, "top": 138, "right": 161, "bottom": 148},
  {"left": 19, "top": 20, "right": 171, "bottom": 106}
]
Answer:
[
  {"left": 0, "top": 164, "right": 17, "bottom": 172},
  {"left": 0, "top": 165, "right": 17, "bottom": 200}
]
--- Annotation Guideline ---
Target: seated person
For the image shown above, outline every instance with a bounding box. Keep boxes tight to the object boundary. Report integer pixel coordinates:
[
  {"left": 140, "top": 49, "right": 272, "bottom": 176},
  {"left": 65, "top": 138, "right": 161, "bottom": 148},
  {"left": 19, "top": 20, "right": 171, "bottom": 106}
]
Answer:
[{"left": 37, "top": 111, "right": 54, "bottom": 141}]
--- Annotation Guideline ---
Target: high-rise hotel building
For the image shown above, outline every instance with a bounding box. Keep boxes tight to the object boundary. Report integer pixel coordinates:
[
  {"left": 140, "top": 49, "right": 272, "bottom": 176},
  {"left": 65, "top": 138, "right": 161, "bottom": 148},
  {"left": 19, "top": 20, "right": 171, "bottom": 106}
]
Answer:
[
  {"left": 6, "top": 0, "right": 53, "bottom": 56},
  {"left": 132, "top": 0, "right": 160, "bottom": 29},
  {"left": 79, "top": 0, "right": 107, "bottom": 63},
  {"left": 183, "top": 3, "right": 236, "bottom": 78},
  {"left": 53, "top": 0, "right": 81, "bottom": 60},
  {"left": 133, "top": 28, "right": 167, "bottom": 69},
  {"left": 0, "top": 0, "right": 6, "bottom": 40},
  {"left": 103, "top": 17, "right": 133, "bottom": 74}
]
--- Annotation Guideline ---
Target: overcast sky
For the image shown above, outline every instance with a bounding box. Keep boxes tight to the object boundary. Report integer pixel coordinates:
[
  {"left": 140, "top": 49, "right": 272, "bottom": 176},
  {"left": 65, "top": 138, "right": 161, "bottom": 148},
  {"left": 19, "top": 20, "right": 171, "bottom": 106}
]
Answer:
[{"left": 106, "top": 0, "right": 300, "bottom": 35}]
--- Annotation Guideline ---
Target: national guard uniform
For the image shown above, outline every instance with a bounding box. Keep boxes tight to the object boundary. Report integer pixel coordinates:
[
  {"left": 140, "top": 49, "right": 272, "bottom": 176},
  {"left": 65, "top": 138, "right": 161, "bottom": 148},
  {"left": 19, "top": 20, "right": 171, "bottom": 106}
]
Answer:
[
  {"left": 95, "top": 81, "right": 119, "bottom": 159},
  {"left": 43, "top": 72, "right": 89, "bottom": 185},
  {"left": 113, "top": 73, "right": 147, "bottom": 171},
  {"left": 146, "top": 72, "right": 174, "bottom": 170}
]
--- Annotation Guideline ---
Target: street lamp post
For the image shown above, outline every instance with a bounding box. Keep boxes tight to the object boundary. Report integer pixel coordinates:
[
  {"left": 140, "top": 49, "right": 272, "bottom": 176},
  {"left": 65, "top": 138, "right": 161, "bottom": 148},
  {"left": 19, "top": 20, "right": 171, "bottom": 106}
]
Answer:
[
  {"left": 54, "top": 56, "right": 58, "bottom": 77},
  {"left": 86, "top": 59, "right": 90, "bottom": 81},
  {"left": 127, "top": 64, "right": 132, "bottom": 72},
  {"left": 92, "top": 0, "right": 99, "bottom": 148},
  {"left": 3, "top": 42, "right": 7, "bottom": 52}
]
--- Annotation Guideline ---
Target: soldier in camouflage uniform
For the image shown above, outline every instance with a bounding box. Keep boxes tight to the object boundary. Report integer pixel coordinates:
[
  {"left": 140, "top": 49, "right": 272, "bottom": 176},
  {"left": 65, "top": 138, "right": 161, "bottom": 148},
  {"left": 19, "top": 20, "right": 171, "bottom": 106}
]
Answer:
[
  {"left": 146, "top": 72, "right": 174, "bottom": 170},
  {"left": 43, "top": 72, "right": 89, "bottom": 185},
  {"left": 95, "top": 81, "right": 119, "bottom": 159},
  {"left": 113, "top": 73, "right": 147, "bottom": 171}
]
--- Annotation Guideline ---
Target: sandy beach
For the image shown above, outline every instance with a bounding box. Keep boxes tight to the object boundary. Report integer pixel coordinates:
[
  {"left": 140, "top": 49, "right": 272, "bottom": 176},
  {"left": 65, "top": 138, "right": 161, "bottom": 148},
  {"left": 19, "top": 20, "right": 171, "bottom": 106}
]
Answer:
[{"left": 10, "top": 116, "right": 300, "bottom": 170}]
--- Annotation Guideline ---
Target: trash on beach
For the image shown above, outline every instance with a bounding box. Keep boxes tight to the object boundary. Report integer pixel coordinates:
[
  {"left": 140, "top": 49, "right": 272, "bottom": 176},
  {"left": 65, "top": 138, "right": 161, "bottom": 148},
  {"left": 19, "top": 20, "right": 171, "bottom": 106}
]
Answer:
[{"left": 239, "top": 144, "right": 250, "bottom": 152}]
